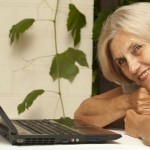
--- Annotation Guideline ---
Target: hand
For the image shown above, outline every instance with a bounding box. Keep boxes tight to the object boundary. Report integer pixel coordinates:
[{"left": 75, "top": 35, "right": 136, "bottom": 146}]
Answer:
[
  {"left": 127, "top": 87, "right": 150, "bottom": 115},
  {"left": 124, "top": 109, "right": 149, "bottom": 138}
]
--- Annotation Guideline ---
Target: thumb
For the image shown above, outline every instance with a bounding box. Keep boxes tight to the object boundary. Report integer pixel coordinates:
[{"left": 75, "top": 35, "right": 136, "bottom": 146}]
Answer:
[{"left": 126, "top": 109, "right": 137, "bottom": 116}]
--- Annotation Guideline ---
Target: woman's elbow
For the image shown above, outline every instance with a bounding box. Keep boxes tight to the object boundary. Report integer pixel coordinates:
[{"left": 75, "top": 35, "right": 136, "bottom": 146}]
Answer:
[
  {"left": 74, "top": 99, "right": 90, "bottom": 120},
  {"left": 74, "top": 109, "right": 82, "bottom": 120}
]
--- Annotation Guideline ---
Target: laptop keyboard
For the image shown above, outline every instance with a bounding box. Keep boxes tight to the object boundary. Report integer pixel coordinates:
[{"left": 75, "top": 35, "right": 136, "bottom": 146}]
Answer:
[{"left": 12, "top": 120, "right": 80, "bottom": 135}]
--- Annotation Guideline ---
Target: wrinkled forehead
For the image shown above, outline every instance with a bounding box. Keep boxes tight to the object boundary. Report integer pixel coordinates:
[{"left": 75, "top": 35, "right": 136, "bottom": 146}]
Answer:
[
  {"left": 109, "top": 31, "right": 144, "bottom": 59},
  {"left": 109, "top": 31, "right": 129, "bottom": 58}
]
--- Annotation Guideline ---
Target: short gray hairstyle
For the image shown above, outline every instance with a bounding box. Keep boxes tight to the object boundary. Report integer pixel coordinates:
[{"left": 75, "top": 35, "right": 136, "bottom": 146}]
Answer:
[{"left": 98, "top": 2, "right": 150, "bottom": 85}]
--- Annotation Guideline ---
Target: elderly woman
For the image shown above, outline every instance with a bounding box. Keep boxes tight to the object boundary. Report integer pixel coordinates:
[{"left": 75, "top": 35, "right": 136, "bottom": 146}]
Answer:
[{"left": 74, "top": 2, "right": 150, "bottom": 146}]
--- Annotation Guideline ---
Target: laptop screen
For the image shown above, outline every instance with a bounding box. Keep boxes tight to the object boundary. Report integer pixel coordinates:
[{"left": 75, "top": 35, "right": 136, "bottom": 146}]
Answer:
[{"left": 0, "top": 106, "right": 17, "bottom": 134}]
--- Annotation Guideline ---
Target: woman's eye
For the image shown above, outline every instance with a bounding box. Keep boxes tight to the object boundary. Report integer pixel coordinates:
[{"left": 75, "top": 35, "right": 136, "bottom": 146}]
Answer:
[
  {"left": 117, "top": 58, "right": 126, "bottom": 66},
  {"left": 133, "top": 45, "right": 142, "bottom": 54}
]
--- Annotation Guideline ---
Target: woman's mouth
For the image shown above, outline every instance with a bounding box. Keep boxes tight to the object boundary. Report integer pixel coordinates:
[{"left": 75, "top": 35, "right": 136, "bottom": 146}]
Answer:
[{"left": 138, "top": 68, "right": 150, "bottom": 81}]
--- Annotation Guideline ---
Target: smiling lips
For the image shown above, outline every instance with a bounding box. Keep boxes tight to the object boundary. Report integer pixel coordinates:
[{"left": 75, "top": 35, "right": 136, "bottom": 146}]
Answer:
[{"left": 138, "top": 68, "right": 150, "bottom": 81}]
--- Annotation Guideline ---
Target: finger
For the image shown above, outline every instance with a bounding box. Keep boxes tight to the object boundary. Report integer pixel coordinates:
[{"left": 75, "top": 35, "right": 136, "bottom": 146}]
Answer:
[
  {"left": 139, "top": 108, "right": 150, "bottom": 115},
  {"left": 137, "top": 98, "right": 150, "bottom": 103},
  {"left": 124, "top": 109, "right": 135, "bottom": 123},
  {"left": 126, "top": 109, "right": 136, "bottom": 115},
  {"left": 137, "top": 106, "right": 150, "bottom": 114}
]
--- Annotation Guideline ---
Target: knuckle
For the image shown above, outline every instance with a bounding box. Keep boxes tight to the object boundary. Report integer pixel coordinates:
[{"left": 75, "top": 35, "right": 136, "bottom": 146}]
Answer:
[{"left": 136, "top": 107, "right": 142, "bottom": 114}]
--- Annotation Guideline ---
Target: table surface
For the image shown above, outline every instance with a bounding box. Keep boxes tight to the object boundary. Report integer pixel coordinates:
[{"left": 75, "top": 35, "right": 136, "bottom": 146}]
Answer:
[{"left": 0, "top": 130, "right": 150, "bottom": 150}]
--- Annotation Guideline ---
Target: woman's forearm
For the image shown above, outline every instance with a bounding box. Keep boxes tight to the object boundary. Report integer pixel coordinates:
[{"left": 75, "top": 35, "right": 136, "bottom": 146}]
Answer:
[
  {"left": 74, "top": 87, "right": 130, "bottom": 127},
  {"left": 125, "top": 109, "right": 150, "bottom": 146},
  {"left": 139, "top": 119, "right": 150, "bottom": 146}
]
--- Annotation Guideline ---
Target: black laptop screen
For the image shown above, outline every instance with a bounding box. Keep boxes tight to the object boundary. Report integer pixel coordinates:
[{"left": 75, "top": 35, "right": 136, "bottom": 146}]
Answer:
[{"left": 0, "top": 106, "right": 17, "bottom": 134}]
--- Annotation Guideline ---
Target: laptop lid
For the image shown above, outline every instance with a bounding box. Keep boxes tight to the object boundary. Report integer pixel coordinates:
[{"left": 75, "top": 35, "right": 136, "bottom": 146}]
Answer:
[
  {"left": 0, "top": 106, "right": 18, "bottom": 134},
  {"left": 56, "top": 118, "right": 122, "bottom": 137}
]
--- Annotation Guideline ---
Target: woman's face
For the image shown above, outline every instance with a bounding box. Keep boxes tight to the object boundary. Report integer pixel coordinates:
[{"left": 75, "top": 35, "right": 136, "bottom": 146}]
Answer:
[{"left": 110, "top": 30, "right": 150, "bottom": 91}]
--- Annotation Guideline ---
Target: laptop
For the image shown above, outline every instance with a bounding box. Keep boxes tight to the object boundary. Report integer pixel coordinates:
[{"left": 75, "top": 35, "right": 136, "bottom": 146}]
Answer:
[{"left": 0, "top": 106, "right": 122, "bottom": 145}]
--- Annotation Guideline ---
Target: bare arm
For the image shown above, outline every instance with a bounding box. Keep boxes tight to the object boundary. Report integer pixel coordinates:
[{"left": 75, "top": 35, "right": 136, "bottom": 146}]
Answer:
[
  {"left": 74, "top": 86, "right": 130, "bottom": 127},
  {"left": 125, "top": 109, "right": 150, "bottom": 146}
]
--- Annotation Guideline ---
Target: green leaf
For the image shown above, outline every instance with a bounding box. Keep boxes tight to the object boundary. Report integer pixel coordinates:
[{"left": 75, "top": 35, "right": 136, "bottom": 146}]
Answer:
[
  {"left": 17, "top": 89, "right": 45, "bottom": 114},
  {"left": 93, "top": 10, "right": 112, "bottom": 42},
  {"left": 50, "top": 48, "right": 89, "bottom": 82},
  {"left": 67, "top": 4, "right": 86, "bottom": 46},
  {"left": 9, "top": 18, "right": 35, "bottom": 44},
  {"left": 55, "top": 117, "right": 74, "bottom": 127}
]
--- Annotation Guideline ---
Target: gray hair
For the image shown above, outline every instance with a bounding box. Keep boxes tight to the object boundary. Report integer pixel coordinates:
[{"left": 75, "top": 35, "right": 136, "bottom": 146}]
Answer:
[{"left": 98, "top": 2, "right": 150, "bottom": 84}]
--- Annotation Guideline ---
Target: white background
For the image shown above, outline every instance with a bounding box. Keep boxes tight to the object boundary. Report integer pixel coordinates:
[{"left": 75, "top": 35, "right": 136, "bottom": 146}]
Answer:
[{"left": 0, "top": 0, "right": 93, "bottom": 119}]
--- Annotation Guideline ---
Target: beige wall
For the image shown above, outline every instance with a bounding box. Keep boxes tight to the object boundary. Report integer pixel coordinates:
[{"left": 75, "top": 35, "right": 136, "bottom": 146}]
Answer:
[{"left": 0, "top": 0, "right": 93, "bottom": 119}]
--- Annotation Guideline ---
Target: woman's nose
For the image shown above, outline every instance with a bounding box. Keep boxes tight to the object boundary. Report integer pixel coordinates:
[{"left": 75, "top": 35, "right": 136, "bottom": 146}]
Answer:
[{"left": 128, "top": 58, "right": 141, "bottom": 74}]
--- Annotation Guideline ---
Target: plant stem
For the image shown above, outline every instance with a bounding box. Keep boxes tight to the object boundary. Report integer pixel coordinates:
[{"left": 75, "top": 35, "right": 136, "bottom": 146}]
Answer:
[{"left": 53, "top": 0, "right": 65, "bottom": 118}]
